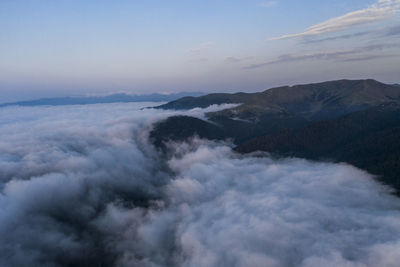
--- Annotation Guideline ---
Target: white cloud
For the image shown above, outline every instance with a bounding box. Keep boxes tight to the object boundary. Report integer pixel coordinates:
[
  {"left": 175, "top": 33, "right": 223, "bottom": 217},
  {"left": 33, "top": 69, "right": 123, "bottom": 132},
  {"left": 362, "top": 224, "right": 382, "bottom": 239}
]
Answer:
[
  {"left": 259, "top": 1, "right": 278, "bottom": 8},
  {"left": 271, "top": 0, "right": 400, "bottom": 40},
  {"left": 224, "top": 56, "right": 253, "bottom": 63},
  {"left": 188, "top": 41, "right": 215, "bottom": 54}
]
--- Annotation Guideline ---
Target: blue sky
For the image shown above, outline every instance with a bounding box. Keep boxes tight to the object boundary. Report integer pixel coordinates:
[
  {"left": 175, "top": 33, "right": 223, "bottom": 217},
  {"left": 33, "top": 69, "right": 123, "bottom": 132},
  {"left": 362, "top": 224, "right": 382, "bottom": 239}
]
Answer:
[{"left": 1, "top": 0, "right": 399, "bottom": 102}]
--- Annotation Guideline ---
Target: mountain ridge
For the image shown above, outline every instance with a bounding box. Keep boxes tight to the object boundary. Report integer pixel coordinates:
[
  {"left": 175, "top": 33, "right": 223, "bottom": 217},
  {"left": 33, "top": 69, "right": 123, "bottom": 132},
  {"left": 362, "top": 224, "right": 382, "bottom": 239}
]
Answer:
[
  {"left": 0, "top": 92, "right": 205, "bottom": 107},
  {"left": 151, "top": 79, "right": 400, "bottom": 193},
  {"left": 158, "top": 79, "right": 400, "bottom": 120},
  {"left": 154, "top": 79, "right": 400, "bottom": 144}
]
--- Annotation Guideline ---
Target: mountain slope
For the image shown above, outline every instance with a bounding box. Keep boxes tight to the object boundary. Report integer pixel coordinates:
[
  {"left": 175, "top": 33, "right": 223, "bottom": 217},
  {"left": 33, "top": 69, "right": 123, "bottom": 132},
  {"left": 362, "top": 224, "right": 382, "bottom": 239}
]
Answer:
[
  {"left": 236, "top": 103, "right": 400, "bottom": 192},
  {"left": 150, "top": 116, "right": 226, "bottom": 149},
  {"left": 154, "top": 79, "right": 400, "bottom": 144},
  {"left": 159, "top": 79, "right": 400, "bottom": 121}
]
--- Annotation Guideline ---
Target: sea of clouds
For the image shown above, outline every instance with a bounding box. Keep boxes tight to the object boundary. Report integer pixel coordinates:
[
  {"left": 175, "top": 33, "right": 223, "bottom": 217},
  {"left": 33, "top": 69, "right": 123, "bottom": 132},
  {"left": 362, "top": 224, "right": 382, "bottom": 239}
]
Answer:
[{"left": 0, "top": 102, "right": 400, "bottom": 267}]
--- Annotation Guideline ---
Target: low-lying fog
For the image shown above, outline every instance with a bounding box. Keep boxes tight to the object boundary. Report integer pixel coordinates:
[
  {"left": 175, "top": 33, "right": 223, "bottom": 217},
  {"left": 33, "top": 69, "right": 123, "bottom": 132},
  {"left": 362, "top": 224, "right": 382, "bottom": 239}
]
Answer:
[{"left": 1, "top": 102, "right": 400, "bottom": 267}]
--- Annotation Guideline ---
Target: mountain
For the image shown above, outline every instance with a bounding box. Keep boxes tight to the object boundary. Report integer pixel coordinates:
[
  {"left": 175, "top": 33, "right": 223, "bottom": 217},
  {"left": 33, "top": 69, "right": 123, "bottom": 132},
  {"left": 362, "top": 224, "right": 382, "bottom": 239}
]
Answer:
[
  {"left": 0, "top": 92, "right": 205, "bottom": 107},
  {"left": 236, "top": 103, "right": 400, "bottom": 192},
  {"left": 158, "top": 79, "right": 400, "bottom": 120},
  {"left": 155, "top": 79, "right": 400, "bottom": 143},
  {"left": 151, "top": 79, "right": 400, "bottom": 192},
  {"left": 151, "top": 116, "right": 226, "bottom": 150}
]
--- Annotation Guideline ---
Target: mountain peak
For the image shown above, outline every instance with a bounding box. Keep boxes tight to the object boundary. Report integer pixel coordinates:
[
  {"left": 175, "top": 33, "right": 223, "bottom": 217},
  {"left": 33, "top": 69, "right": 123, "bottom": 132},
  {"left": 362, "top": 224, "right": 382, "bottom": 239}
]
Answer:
[{"left": 158, "top": 79, "right": 399, "bottom": 122}]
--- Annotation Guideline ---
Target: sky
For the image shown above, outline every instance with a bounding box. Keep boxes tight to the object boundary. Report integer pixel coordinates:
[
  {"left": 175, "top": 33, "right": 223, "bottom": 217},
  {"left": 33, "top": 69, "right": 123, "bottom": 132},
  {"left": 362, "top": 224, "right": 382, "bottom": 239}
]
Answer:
[{"left": 1, "top": 0, "right": 400, "bottom": 102}]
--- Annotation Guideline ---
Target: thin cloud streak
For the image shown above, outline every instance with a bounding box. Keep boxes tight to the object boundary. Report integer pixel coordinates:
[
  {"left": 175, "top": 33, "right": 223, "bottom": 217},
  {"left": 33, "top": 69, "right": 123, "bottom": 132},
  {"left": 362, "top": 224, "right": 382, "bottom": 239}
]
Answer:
[
  {"left": 304, "top": 24, "right": 400, "bottom": 43},
  {"left": 244, "top": 43, "right": 400, "bottom": 69},
  {"left": 303, "top": 31, "right": 373, "bottom": 44},
  {"left": 271, "top": 0, "right": 400, "bottom": 40},
  {"left": 225, "top": 56, "right": 253, "bottom": 64},
  {"left": 341, "top": 54, "right": 397, "bottom": 62},
  {"left": 188, "top": 42, "right": 215, "bottom": 54}
]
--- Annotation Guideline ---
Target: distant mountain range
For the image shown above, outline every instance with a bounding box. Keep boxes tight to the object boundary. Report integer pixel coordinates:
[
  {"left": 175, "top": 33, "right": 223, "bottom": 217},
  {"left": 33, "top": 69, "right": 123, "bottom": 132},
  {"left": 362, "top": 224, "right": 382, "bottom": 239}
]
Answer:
[
  {"left": 151, "top": 79, "right": 400, "bottom": 194},
  {"left": 0, "top": 92, "right": 205, "bottom": 107}
]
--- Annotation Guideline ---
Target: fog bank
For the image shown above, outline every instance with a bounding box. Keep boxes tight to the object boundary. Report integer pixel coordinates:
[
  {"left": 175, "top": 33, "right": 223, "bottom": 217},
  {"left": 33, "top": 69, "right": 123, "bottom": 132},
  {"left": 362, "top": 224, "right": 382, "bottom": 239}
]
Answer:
[{"left": 0, "top": 103, "right": 399, "bottom": 267}]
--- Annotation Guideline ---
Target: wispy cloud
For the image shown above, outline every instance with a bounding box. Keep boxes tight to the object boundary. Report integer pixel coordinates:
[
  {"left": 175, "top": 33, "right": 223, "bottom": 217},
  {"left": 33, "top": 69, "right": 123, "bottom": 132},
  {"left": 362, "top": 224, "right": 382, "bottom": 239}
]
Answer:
[
  {"left": 341, "top": 54, "right": 396, "bottom": 62},
  {"left": 258, "top": 1, "right": 278, "bottom": 8},
  {"left": 303, "top": 24, "right": 400, "bottom": 43},
  {"left": 244, "top": 43, "right": 400, "bottom": 69},
  {"left": 271, "top": 0, "right": 400, "bottom": 40},
  {"left": 224, "top": 56, "right": 253, "bottom": 63},
  {"left": 188, "top": 41, "right": 215, "bottom": 54},
  {"left": 303, "top": 31, "right": 373, "bottom": 44}
]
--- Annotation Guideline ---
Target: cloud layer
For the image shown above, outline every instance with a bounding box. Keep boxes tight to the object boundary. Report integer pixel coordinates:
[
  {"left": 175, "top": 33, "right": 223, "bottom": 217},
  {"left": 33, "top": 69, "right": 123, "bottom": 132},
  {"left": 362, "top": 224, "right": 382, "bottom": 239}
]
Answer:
[{"left": 1, "top": 103, "right": 400, "bottom": 266}]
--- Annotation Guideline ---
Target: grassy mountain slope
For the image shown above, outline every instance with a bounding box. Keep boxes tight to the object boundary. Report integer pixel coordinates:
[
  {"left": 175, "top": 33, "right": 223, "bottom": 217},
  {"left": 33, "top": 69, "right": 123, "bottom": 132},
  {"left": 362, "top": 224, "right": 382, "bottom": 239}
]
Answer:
[
  {"left": 236, "top": 103, "right": 400, "bottom": 192},
  {"left": 150, "top": 116, "right": 226, "bottom": 149},
  {"left": 159, "top": 79, "right": 400, "bottom": 121},
  {"left": 155, "top": 79, "right": 400, "bottom": 144}
]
